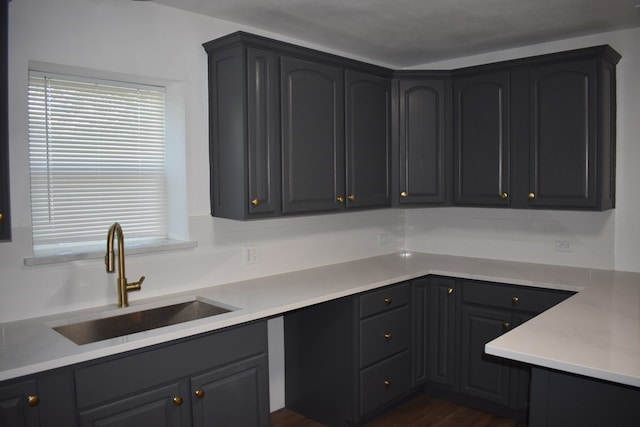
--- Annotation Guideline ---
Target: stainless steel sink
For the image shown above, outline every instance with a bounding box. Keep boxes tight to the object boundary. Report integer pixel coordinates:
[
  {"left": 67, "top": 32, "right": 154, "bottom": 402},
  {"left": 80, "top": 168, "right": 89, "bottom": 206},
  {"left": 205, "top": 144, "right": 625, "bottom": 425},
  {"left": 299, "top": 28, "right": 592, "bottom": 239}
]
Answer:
[{"left": 53, "top": 299, "right": 232, "bottom": 345}]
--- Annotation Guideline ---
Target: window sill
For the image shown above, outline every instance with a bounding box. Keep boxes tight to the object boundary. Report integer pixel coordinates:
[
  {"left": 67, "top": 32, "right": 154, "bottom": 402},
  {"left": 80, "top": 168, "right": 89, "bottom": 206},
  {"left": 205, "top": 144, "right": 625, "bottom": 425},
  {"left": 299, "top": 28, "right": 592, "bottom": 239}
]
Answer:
[{"left": 24, "top": 239, "right": 198, "bottom": 267}]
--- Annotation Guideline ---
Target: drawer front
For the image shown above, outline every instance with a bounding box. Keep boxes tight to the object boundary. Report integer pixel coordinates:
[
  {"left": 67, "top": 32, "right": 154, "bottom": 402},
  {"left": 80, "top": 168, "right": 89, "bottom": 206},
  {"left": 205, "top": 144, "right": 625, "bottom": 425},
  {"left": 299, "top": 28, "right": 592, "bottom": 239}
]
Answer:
[
  {"left": 462, "top": 280, "right": 573, "bottom": 313},
  {"left": 360, "top": 306, "right": 410, "bottom": 367},
  {"left": 360, "top": 282, "right": 410, "bottom": 318},
  {"left": 360, "top": 351, "right": 410, "bottom": 417}
]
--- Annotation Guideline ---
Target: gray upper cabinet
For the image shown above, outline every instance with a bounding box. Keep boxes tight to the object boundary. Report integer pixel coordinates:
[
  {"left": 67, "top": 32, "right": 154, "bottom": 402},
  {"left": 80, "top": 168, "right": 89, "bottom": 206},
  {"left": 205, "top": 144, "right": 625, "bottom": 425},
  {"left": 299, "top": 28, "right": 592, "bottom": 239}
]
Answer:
[
  {"left": 527, "top": 55, "right": 617, "bottom": 209},
  {"left": 203, "top": 32, "right": 392, "bottom": 220},
  {"left": 280, "top": 56, "right": 345, "bottom": 214},
  {"left": 345, "top": 70, "right": 391, "bottom": 209},
  {"left": 453, "top": 71, "right": 511, "bottom": 206},
  {"left": 453, "top": 46, "right": 620, "bottom": 210},
  {"left": 204, "top": 42, "right": 281, "bottom": 220},
  {"left": 0, "top": 0, "right": 10, "bottom": 241},
  {"left": 394, "top": 74, "right": 451, "bottom": 205}
]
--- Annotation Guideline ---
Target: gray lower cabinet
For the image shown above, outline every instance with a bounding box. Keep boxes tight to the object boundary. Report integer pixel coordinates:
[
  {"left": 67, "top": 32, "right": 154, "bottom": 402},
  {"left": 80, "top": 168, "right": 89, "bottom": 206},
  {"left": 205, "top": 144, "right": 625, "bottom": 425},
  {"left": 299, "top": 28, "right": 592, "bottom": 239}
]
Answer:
[
  {"left": 284, "top": 282, "right": 411, "bottom": 426},
  {"left": 0, "top": 379, "right": 40, "bottom": 427},
  {"left": 0, "top": 321, "right": 269, "bottom": 427},
  {"left": 413, "top": 277, "right": 574, "bottom": 422},
  {"left": 529, "top": 367, "right": 640, "bottom": 427}
]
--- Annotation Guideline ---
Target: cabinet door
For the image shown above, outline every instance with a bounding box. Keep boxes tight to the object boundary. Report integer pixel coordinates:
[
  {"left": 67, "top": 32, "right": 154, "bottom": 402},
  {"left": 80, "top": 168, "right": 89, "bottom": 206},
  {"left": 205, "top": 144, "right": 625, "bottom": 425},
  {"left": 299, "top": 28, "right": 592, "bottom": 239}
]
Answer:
[
  {"left": 427, "top": 277, "right": 459, "bottom": 390},
  {"left": 78, "top": 382, "right": 185, "bottom": 427},
  {"left": 246, "top": 48, "right": 281, "bottom": 216},
  {"left": 281, "top": 56, "right": 344, "bottom": 214},
  {"left": 397, "top": 79, "right": 448, "bottom": 204},
  {"left": 0, "top": 380, "right": 40, "bottom": 427},
  {"left": 190, "top": 354, "right": 270, "bottom": 427},
  {"left": 454, "top": 72, "right": 511, "bottom": 206},
  {"left": 0, "top": 0, "right": 9, "bottom": 241},
  {"left": 345, "top": 70, "right": 391, "bottom": 208},
  {"left": 528, "top": 59, "right": 597, "bottom": 208},
  {"left": 460, "top": 305, "right": 512, "bottom": 406}
]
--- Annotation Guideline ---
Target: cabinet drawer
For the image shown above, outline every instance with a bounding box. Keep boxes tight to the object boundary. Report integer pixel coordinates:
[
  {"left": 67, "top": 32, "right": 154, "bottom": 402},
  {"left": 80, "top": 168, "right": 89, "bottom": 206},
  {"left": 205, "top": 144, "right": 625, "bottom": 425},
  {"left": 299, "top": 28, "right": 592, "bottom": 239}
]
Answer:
[
  {"left": 360, "top": 306, "right": 410, "bottom": 367},
  {"left": 360, "top": 351, "right": 410, "bottom": 417},
  {"left": 360, "top": 282, "right": 410, "bottom": 318},
  {"left": 462, "top": 280, "right": 573, "bottom": 313}
]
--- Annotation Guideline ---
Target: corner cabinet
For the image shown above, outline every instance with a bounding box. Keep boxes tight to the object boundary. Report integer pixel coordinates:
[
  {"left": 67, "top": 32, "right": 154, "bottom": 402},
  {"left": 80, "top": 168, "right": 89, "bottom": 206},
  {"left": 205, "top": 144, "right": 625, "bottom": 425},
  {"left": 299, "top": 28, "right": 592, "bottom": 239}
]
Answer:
[
  {"left": 0, "top": 0, "right": 10, "bottom": 241},
  {"left": 393, "top": 72, "right": 451, "bottom": 205},
  {"left": 203, "top": 32, "right": 392, "bottom": 219},
  {"left": 453, "top": 46, "right": 620, "bottom": 210}
]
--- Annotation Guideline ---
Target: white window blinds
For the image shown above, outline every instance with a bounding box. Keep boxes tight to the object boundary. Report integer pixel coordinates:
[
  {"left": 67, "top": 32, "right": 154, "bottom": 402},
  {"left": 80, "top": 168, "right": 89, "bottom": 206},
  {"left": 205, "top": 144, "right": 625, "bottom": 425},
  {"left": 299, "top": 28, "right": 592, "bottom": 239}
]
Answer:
[{"left": 28, "top": 71, "right": 168, "bottom": 250}]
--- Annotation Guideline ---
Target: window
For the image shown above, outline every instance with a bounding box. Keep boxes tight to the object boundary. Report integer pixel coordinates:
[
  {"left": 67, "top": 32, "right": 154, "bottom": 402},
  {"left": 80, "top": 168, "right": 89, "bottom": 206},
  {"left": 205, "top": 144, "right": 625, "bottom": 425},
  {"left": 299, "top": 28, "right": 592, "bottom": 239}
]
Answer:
[{"left": 27, "top": 70, "right": 171, "bottom": 258}]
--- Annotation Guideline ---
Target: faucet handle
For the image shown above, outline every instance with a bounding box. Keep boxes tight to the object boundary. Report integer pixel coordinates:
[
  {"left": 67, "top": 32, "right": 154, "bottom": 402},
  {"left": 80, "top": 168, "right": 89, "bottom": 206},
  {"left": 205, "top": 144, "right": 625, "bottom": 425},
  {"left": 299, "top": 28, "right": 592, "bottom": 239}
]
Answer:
[{"left": 126, "top": 275, "right": 145, "bottom": 292}]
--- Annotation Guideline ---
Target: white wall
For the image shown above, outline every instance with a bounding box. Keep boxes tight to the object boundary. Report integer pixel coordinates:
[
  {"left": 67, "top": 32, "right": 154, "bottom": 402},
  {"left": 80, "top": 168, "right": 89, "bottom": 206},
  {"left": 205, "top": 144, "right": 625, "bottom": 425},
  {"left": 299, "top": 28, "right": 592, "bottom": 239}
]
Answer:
[
  {"left": 3, "top": 0, "right": 404, "bottom": 411},
  {"left": 3, "top": 0, "right": 639, "bottom": 412},
  {"left": 405, "top": 28, "right": 640, "bottom": 273}
]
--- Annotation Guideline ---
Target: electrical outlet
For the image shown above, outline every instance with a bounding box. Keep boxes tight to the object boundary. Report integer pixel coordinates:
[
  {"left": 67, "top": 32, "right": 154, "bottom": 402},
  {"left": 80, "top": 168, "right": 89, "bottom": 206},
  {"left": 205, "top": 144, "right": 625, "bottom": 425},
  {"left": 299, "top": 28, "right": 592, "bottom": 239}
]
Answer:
[
  {"left": 555, "top": 240, "right": 573, "bottom": 253},
  {"left": 243, "top": 245, "right": 259, "bottom": 265},
  {"left": 378, "top": 233, "right": 389, "bottom": 245}
]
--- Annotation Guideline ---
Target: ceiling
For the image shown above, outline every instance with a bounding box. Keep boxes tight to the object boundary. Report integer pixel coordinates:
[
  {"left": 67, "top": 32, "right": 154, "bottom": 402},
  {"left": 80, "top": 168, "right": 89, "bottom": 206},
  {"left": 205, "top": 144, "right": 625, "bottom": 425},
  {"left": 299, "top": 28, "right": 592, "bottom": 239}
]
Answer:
[{"left": 152, "top": 0, "right": 640, "bottom": 67}]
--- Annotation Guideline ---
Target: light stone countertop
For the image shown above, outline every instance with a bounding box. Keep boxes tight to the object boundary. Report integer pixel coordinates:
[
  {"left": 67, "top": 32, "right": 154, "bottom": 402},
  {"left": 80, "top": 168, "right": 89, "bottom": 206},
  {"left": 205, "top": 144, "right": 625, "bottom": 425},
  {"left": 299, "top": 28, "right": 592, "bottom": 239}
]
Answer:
[{"left": 1, "top": 252, "right": 638, "bottom": 388}]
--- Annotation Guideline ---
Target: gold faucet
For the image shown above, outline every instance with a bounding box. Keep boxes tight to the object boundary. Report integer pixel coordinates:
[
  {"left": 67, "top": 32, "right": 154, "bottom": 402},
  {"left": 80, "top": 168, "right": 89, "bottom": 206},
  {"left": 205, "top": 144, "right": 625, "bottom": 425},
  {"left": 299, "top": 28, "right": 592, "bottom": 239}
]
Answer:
[{"left": 105, "top": 222, "right": 145, "bottom": 307}]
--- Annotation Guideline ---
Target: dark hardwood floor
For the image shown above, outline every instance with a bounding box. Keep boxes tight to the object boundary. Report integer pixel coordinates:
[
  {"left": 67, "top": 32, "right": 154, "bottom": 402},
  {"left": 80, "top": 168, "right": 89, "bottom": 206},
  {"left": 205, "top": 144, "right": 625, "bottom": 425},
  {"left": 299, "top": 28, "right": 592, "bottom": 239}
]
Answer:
[{"left": 270, "top": 395, "right": 527, "bottom": 427}]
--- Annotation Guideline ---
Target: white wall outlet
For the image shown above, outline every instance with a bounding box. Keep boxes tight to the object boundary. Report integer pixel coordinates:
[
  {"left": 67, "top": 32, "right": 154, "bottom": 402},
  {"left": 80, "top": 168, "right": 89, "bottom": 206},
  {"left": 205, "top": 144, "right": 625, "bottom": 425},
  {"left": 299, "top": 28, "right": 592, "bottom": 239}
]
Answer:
[
  {"left": 243, "top": 245, "right": 259, "bottom": 265},
  {"left": 555, "top": 240, "right": 573, "bottom": 253},
  {"left": 378, "top": 233, "right": 389, "bottom": 245}
]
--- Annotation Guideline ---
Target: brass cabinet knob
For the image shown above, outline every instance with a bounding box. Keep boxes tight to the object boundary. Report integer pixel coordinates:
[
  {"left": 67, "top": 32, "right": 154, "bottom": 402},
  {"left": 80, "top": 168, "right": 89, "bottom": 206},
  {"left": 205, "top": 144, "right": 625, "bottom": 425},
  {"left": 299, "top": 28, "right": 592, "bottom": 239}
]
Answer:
[
  {"left": 528, "top": 192, "right": 536, "bottom": 200},
  {"left": 194, "top": 389, "right": 205, "bottom": 399},
  {"left": 400, "top": 191, "right": 408, "bottom": 198},
  {"left": 447, "top": 287, "right": 454, "bottom": 294},
  {"left": 502, "top": 322, "right": 511, "bottom": 330},
  {"left": 384, "top": 297, "right": 392, "bottom": 305},
  {"left": 27, "top": 395, "right": 40, "bottom": 407},
  {"left": 251, "top": 198, "right": 260, "bottom": 206},
  {"left": 384, "top": 333, "right": 392, "bottom": 341},
  {"left": 337, "top": 196, "right": 345, "bottom": 203},
  {"left": 512, "top": 296, "right": 519, "bottom": 304},
  {"left": 500, "top": 192, "right": 509, "bottom": 200},
  {"left": 348, "top": 194, "right": 356, "bottom": 201},
  {"left": 0, "top": 212, "right": 3, "bottom": 222},
  {"left": 383, "top": 380, "right": 391, "bottom": 389},
  {"left": 173, "top": 396, "right": 183, "bottom": 406}
]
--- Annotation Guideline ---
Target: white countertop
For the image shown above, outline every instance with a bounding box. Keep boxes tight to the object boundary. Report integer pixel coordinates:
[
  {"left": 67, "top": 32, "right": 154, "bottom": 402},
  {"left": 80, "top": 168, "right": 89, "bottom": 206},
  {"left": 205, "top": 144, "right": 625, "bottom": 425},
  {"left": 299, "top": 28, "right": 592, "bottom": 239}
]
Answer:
[{"left": 1, "top": 252, "right": 639, "bottom": 388}]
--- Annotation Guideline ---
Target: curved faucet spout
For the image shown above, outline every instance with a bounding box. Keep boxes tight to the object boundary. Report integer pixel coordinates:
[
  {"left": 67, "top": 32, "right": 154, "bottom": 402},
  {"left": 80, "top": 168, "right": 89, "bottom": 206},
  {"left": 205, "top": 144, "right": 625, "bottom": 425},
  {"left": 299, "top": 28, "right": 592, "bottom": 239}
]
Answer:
[{"left": 105, "top": 222, "right": 144, "bottom": 307}]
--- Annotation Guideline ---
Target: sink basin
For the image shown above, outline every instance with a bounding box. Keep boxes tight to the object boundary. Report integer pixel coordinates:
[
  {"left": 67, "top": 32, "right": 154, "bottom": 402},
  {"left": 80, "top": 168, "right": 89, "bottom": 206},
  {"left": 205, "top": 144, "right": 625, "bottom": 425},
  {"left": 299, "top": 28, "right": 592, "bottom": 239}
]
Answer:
[{"left": 53, "top": 299, "right": 233, "bottom": 345}]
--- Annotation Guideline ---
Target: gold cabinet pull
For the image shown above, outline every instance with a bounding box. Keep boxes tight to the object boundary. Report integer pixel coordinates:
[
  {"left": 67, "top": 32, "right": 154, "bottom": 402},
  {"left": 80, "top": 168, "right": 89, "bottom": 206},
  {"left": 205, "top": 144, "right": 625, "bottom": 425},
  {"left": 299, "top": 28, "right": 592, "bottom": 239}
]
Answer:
[
  {"left": 194, "top": 389, "right": 205, "bottom": 399},
  {"left": 251, "top": 198, "right": 260, "bottom": 206},
  {"left": 0, "top": 212, "right": 4, "bottom": 222},
  {"left": 400, "top": 191, "right": 408, "bottom": 198},
  {"left": 500, "top": 192, "right": 509, "bottom": 199},
  {"left": 337, "top": 196, "right": 345, "bottom": 203},
  {"left": 528, "top": 192, "right": 536, "bottom": 200},
  {"left": 512, "top": 296, "right": 519, "bottom": 304},
  {"left": 384, "top": 333, "right": 392, "bottom": 341},
  {"left": 383, "top": 380, "right": 391, "bottom": 389},
  {"left": 502, "top": 322, "right": 511, "bottom": 330},
  {"left": 27, "top": 395, "right": 40, "bottom": 407},
  {"left": 447, "top": 287, "right": 454, "bottom": 294},
  {"left": 348, "top": 194, "right": 356, "bottom": 201},
  {"left": 173, "top": 396, "right": 183, "bottom": 406},
  {"left": 384, "top": 297, "right": 392, "bottom": 305}
]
